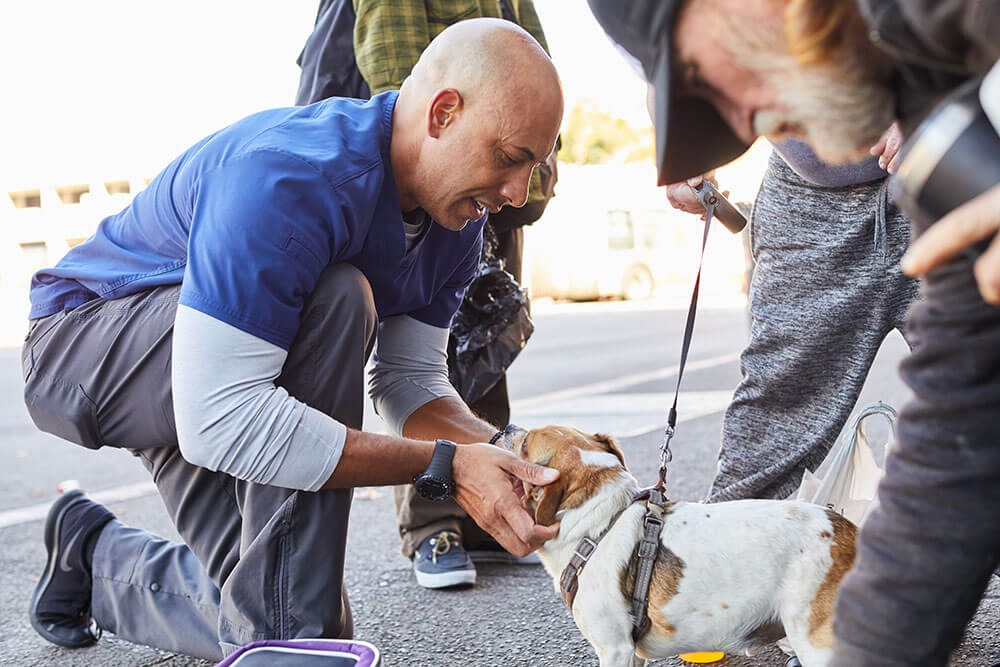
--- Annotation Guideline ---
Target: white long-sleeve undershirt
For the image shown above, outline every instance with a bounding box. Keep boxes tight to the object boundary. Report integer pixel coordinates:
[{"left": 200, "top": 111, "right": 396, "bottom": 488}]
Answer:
[{"left": 171, "top": 305, "right": 458, "bottom": 490}]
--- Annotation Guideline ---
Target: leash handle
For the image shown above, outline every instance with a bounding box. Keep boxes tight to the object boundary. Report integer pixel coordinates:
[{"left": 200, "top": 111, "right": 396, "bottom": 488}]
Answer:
[
  {"left": 657, "top": 201, "right": 715, "bottom": 490},
  {"left": 692, "top": 181, "right": 747, "bottom": 234}
]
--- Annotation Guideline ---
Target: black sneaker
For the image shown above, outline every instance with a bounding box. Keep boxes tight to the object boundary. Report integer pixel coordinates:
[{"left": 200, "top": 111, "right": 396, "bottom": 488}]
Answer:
[{"left": 30, "top": 489, "right": 115, "bottom": 648}]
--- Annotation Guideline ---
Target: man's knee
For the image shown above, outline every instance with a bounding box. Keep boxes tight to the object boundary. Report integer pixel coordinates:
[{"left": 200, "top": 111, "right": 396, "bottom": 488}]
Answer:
[{"left": 306, "top": 264, "right": 377, "bottom": 340}]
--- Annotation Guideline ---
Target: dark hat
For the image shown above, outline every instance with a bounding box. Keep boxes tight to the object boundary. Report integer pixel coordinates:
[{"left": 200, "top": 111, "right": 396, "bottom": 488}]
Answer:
[{"left": 587, "top": 0, "right": 751, "bottom": 185}]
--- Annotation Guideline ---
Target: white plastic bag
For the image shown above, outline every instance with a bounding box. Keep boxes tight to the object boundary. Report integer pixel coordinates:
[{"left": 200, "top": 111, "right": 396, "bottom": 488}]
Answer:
[{"left": 795, "top": 401, "right": 897, "bottom": 525}]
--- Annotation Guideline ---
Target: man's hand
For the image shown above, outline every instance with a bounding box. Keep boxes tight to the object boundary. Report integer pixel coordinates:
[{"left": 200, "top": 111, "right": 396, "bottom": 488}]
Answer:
[
  {"left": 901, "top": 183, "right": 1000, "bottom": 304},
  {"left": 451, "top": 443, "right": 559, "bottom": 556},
  {"left": 664, "top": 173, "right": 720, "bottom": 218},
  {"left": 870, "top": 122, "right": 903, "bottom": 174}
]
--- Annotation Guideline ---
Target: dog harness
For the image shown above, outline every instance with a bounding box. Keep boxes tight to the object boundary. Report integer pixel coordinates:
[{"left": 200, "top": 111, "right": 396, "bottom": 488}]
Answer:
[
  {"left": 559, "top": 487, "right": 669, "bottom": 642},
  {"left": 560, "top": 190, "right": 737, "bottom": 643}
]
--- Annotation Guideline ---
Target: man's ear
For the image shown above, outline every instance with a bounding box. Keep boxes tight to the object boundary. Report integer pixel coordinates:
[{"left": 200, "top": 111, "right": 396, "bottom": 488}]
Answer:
[
  {"left": 533, "top": 479, "right": 565, "bottom": 527},
  {"left": 428, "top": 88, "right": 463, "bottom": 138},
  {"left": 593, "top": 433, "right": 627, "bottom": 468}
]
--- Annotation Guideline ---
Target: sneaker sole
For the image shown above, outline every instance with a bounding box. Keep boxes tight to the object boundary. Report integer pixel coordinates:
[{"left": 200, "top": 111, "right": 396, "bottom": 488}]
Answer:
[
  {"left": 29, "top": 489, "right": 99, "bottom": 649},
  {"left": 467, "top": 549, "right": 541, "bottom": 566},
  {"left": 413, "top": 567, "right": 477, "bottom": 589}
]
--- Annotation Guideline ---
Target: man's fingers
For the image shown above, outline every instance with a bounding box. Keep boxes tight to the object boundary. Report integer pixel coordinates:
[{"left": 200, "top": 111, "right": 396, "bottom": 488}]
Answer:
[
  {"left": 974, "top": 233, "right": 1000, "bottom": 304},
  {"left": 491, "top": 502, "right": 541, "bottom": 556},
  {"left": 901, "top": 184, "right": 1000, "bottom": 276},
  {"left": 503, "top": 457, "right": 558, "bottom": 486},
  {"left": 870, "top": 135, "right": 887, "bottom": 156},
  {"left": 886, "top": 152, "right": 901, "bottom": 174},
  {"left": 665, "top": 182, "right": 704, "bottom": 214},
  {"left": 533, "top": 522, "right": 560, "bottom": 543}
]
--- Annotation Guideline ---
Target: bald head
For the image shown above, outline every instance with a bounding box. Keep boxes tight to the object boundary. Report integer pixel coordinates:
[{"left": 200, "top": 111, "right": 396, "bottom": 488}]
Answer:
[
  {"left": 391, "top": 18, "right": 564, "bottom": 231},
  {"left": 406, "top": 18, "right": 562, "bottom": 113}
]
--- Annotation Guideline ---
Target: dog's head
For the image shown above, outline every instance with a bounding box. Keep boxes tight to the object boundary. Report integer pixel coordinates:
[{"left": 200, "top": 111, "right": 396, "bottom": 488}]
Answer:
[{"left": 511, "top": 425, "right": 628, "bottom": 527}]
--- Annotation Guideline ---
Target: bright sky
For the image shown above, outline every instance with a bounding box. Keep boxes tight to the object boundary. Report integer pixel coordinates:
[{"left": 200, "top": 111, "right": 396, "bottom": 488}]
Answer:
[{"left": 0, "top": 0, "right": 649, "bottom": 187}]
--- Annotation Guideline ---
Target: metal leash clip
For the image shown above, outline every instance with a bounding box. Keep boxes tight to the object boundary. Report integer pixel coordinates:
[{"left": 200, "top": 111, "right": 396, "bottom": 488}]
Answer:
[{"left": 658, "top": 424, "right": 674, "bottom": 471}]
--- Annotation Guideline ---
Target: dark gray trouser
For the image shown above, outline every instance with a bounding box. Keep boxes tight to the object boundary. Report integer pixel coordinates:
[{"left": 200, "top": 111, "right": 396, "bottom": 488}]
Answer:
[
  {"left": 830, "top": 220, "right": 1000, "bottom": 664},
  {"left": 21, "top": 264, "right": 377, "bottom": 660},
  {"left": 707, "top": 153, "right": 920, "bottom": 503},
  {"left": 394, "top": 226, "right": 524, "bottom": 557}
]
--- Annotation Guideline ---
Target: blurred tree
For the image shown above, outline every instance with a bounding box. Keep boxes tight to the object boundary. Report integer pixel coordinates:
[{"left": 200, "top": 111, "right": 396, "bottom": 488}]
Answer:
[{"left": 558, "top": 100, "right": 655, "bottom": 164}]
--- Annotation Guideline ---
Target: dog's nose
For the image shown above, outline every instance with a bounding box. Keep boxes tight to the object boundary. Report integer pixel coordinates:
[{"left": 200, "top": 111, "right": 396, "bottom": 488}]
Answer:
[{"left": 494, "top": 424, "right": 528, "bottom": 452}]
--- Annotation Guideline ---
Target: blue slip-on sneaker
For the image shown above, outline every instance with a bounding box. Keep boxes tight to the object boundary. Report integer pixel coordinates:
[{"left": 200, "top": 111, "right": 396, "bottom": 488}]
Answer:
[
  {"left": 30, "top": 488, "right": 115, "bottom": 648},
  {"left": 412, "top": 530, "right": 477, "bottom": 589}
]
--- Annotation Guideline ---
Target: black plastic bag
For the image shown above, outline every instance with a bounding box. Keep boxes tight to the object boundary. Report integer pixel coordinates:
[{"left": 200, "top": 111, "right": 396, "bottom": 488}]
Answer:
[{"left": 447, "top": 224, "right": 534, "bottom": 404}]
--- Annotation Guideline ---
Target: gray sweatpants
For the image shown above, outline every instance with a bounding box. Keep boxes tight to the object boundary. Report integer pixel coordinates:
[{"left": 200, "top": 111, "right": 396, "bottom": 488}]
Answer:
[
  {"left": 707, "top": 152, "right": 919, "bottom": 502},
  {"left": 21, "top": 264, "right": 377, "bottom": 660}
]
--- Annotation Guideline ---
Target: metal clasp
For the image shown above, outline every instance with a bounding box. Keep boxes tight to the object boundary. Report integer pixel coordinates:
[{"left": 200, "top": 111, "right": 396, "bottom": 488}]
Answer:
[{"left": 573, "top": 537, "right": 598, "bottom": 563}]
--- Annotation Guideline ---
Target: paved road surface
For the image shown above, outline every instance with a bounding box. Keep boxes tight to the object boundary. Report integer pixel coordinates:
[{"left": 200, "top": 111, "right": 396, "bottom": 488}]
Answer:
[{"left": 2, "top": 299, "right": 996, "bottom": 665}]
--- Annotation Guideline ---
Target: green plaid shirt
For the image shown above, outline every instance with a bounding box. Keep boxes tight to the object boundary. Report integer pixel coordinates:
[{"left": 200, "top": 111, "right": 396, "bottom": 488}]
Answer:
[
  {"left": 353, "top": 0, "right": 552, "bottom": 205},
  {"left": 353, "top": 0, "right": 549, "bottom": 95}
]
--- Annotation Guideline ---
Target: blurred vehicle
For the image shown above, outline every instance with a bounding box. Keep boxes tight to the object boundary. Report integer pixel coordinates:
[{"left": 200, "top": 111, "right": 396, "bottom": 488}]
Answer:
[
  {"left": 521, "top": 163, "right": 754, "bottom": 304},
  {"left": 525, "top": 207, "right": 673, "bottom": 301}
]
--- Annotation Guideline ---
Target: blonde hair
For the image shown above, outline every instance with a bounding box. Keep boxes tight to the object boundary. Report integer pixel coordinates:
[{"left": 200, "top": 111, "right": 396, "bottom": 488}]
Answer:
[{"left": 785, "top": 0, "right": 854, "bottom": 65}]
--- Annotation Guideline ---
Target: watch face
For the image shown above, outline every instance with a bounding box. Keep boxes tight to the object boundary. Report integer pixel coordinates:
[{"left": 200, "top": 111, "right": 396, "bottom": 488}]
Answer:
[{"left": 416, "top": 474, "right": 455, "bottom": 502}]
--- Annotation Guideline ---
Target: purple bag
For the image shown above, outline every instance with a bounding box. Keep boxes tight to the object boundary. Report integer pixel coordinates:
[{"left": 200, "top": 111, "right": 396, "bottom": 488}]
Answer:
[{"left": 217, "top": 639, "right": 381, "bottom": 667}]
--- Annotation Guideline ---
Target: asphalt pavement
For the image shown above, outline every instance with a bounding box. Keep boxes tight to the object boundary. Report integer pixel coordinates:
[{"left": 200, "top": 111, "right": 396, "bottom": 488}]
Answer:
[{"left": 1, "top": 300, "right": 996, "bottom": 666}]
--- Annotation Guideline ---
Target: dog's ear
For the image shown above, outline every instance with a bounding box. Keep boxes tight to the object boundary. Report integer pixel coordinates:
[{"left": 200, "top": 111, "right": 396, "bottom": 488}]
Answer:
[
  {"left": 592, "top": 433, "right": 627, "bottom": 468},
  {"left": 533, "top": 478, "right": 566, "bottom": 526}
]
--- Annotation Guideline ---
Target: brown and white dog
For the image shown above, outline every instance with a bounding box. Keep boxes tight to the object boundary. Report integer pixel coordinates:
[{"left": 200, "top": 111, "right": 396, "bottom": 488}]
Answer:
[{"left": 508, "top": 425, "right": 856, "bottom": 667}]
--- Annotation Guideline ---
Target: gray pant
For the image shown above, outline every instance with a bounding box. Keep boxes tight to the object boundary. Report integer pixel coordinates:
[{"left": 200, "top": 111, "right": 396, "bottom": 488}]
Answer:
[
  {"left": 708, "top": 152, "right": 920, "bottom": 502},
  {"left": 21, "top": 264, "right": 377, "bottom": 659}
]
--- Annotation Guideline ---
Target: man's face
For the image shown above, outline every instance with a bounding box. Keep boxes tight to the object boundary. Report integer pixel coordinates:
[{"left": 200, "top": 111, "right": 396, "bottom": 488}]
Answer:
[
  {"left": 672, "top": 0, "right": 895, "bottom": 164},
  {"left": 416, "top": 90, "right": 561, "bottom": 231}
]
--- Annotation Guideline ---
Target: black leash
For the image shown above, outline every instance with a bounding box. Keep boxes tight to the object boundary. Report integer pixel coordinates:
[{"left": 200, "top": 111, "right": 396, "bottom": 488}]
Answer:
[{"left": 655, "top": 186, "right": 717, "bottom": 492}]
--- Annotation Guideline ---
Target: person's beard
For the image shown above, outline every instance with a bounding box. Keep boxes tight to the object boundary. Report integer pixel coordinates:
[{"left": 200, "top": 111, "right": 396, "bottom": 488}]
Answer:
[{"left": 755, "top": 60, "right": 896, "bottom": 164}]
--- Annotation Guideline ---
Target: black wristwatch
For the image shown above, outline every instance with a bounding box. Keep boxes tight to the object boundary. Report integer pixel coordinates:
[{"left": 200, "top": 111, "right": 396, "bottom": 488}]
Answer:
[{"left": 413, "top": 439, "right": 457, "bottom": 502}]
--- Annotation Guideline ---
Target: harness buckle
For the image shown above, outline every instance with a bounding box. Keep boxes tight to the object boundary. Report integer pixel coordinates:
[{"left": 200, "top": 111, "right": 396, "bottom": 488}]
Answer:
[{"left": 573, "top": 537, "right": 598, "bottom": 563}]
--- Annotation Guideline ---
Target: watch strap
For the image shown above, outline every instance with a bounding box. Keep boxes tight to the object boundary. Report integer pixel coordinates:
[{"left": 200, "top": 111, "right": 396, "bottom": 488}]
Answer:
[{"left": 426, "top": 439, "right": 457, "bottom": 479}]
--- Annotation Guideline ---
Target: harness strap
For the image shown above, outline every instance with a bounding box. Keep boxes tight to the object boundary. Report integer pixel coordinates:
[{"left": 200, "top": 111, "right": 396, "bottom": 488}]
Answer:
[
  {"left": 629, "top": 488, "right": 668, "bottom": 641},
  {"left": 559, "top": 536, "right": 597, "bottom": 608},
  {"left": 560, "top": 489, "right": 651, "bottom": 609}
]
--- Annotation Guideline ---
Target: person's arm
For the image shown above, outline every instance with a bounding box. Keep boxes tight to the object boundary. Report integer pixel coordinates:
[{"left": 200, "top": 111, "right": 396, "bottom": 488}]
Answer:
[
  {"left": 352, "top": 0, "right": 430, "bottom": 94},
  {"left": 345, "top": 316, "right": 559, "bottom": 556},
  {"left": 172, "top": 305, "right": 348, "bottom": 491},
  {"left": 368, "top": 314, "right": 496, "bottom": 441},
  {"left": 173, "top": 295, "right": 558, "bottom": 554},
  {"left": 327, "top": 422, "right": 558, "bottom": 555}
]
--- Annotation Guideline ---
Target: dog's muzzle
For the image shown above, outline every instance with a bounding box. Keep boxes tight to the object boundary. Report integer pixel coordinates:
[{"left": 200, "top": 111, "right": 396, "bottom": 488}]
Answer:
[{"left": 492, "top": 424, "right": 528, "bottom": 452}]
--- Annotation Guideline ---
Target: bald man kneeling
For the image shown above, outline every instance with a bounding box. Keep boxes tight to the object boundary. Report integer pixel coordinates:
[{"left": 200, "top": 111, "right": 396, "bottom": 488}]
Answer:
[{"left": 25, "top": 18, "right": 563, "bottom": 660}]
